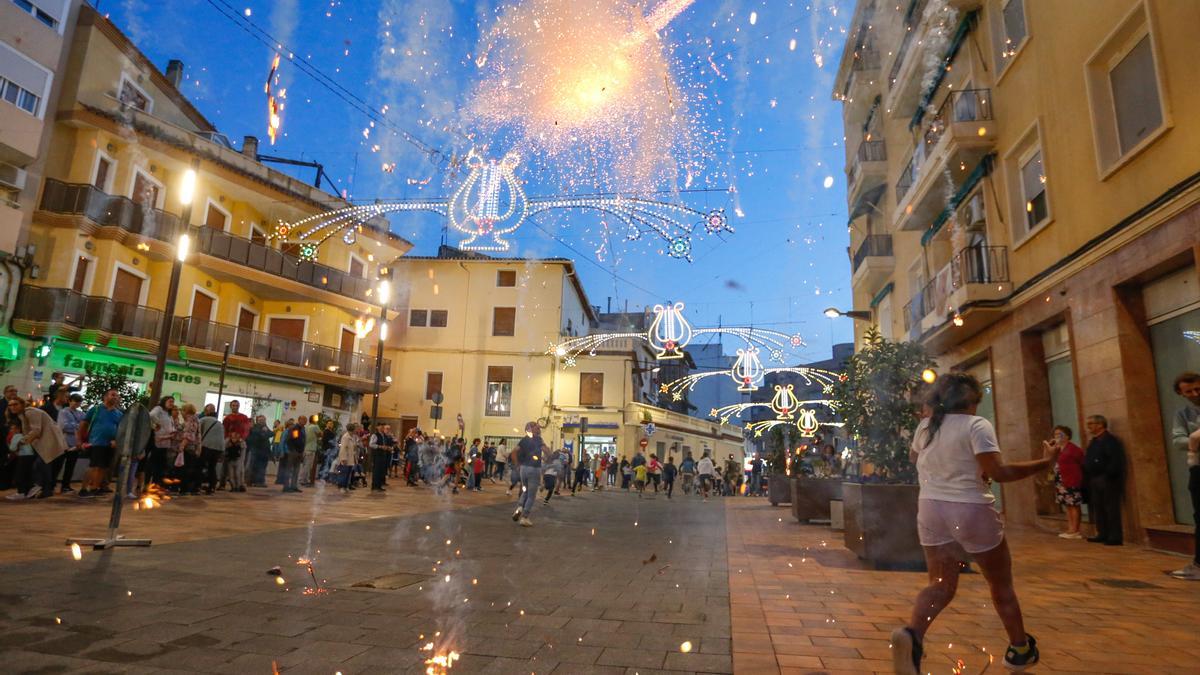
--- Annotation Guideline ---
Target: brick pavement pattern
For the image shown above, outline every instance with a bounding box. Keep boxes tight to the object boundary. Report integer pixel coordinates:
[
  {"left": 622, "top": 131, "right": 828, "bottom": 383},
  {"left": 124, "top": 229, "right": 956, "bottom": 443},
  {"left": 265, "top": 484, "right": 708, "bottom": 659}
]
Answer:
[{"left": 2, "top": 486, "right": 1198, "bottom": 674}]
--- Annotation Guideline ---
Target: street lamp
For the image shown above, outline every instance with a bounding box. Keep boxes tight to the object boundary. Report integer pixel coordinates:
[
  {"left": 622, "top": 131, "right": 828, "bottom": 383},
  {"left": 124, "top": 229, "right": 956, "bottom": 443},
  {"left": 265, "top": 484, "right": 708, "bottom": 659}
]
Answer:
[
  {"left": 149, "top": 159, "right": 200, "bottom": 403},
  {"left": 823, "top": 307, "right": 872, "bottom": 321},
  {"left": 368, "top": 274, "right": 391, "bottom": 431}
]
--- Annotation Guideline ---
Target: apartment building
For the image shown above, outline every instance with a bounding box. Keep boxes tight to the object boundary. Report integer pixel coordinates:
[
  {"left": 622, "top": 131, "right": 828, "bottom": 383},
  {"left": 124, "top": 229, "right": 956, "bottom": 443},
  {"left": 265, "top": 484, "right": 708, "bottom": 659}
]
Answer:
[
  {"left": 834, "top": 0, "right": 1200, "bottom": 550},
  {"left": 11, "top": 5, "right": 409, "bottom": 423},
  {"left": 374, "top": 246, "right": 744, "bottom": 462},
  {"left": 0, "top": 0, "right": 82, "bottom": 368}
]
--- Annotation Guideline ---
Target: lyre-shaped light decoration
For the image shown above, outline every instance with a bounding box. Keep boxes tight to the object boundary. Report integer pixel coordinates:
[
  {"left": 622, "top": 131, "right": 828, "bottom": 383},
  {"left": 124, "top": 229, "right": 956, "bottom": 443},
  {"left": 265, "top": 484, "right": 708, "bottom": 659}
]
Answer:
[
  {"left": 730, "top": 346, "right": 765, "bottom": 392},
  {"left": 796, "top": 408, "right": 820, "bottom": 436},
  {"left": 648, "top": 301, "right": 692, "bottom": 360},
  {"left": 770, "top": 384, "right": 800, "bottom": 420},
  {"left": 448, "top": 150, "right": 528, "bottom": 252}
]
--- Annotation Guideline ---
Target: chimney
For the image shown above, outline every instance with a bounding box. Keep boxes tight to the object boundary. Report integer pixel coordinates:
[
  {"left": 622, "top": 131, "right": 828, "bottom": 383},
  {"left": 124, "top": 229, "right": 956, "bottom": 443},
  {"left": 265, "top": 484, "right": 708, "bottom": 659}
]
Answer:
[
  {"left": 165, "top": 59, "right": 184, "bottom": 88},
  {"left": 242, "top": 135, "right": 259, "bottom": 159}
]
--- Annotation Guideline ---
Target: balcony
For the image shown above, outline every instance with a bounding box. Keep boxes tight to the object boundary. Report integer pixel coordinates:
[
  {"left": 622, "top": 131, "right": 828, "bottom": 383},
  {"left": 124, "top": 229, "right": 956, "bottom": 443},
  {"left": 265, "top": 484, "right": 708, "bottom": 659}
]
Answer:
[
  {"left": 847, "top": 139, "right": 887, "bottom": 206},
  {"left": 905, "top": 245, "right": 1011, "bottom": 348},
  {"left": 174, "top": 317, "right": 389, "bottom": 384},
  {"left": 38, "top": 179, "right": 387, "bottom": 308},
  {"left": 893, "top": 89, "right": 996, "bottom": 232},
  {"left": 11, "top": 286, "right": 390, "bottom": 389},
  {"left": 884, "top": 0, "right": 930, "bottom": 116},
  {"left": 11, "top": 286, "right": 163, "bottom": 350},
  {"left": 851, "top": 234, "right": 894, "bottom": 291}
]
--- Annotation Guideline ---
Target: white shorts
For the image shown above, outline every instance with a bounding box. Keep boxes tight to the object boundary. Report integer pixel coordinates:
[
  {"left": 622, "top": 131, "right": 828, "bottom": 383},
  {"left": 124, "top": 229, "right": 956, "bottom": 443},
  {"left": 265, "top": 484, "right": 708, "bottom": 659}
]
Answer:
[{"left": 917, "top": 498, "right": 1004, "bottom": 554}]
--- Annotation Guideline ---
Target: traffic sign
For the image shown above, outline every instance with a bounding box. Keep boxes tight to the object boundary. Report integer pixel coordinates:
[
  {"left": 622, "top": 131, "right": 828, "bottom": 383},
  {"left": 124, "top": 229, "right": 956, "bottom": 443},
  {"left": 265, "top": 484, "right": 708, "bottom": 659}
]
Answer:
[
  {"left": 431, "top": 391, "right": 445, "bottom": 405},
  {"left": 639, "top": 438, "right": 648, "bottom": 449}
]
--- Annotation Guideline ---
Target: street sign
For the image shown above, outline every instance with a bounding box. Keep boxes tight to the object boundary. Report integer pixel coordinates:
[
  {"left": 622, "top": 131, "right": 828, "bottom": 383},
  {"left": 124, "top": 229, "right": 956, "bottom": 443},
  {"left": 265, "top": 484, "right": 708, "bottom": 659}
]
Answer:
[
  {"left": 644, "top": 422, "right": 656, "bottom": 437},
  {"left": 430, "top": 406, "right": 443, "bottom": 420},
  {"left": 639, "top": 438, "right": 648, "bottom": 449},
  {"left": 431, "top": 391, "right": 445, "bottom": 405}
]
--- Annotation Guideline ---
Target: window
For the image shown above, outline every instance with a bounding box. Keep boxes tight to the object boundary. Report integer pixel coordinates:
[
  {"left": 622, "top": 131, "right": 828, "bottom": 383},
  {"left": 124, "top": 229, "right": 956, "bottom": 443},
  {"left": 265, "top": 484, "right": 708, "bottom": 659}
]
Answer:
[
  {"left": 93, "top": 154, "right": 114, "bottom": 192},
  {"left": 492, "top": 307, "right": 516, "bottom": 336},
  {"left": 348, "top": 254, "right": 365, "bottom": 278},
  {"left": 250, "top": 225, "right": 267, "bottom": 245},
  {"left": 71, "top": 256, "right": 91, "bottom": 293},
  {"left": 485, "top": 366, "right": 513, "bottom": 417},
  {"left": 579, "top": 373, "right": 604, "bottom": 407},
  {"left": 10, "top": 0, "right": 60, "bottom": 29},
  {"left": 429, "top": 310, "right": 448, "bottom": 327},
  {"left": 0, "top": 77, "right": 41, "bottom": 116},
  {"left": 1084, "top": 4, "right": 1168, "bottom": 174},
  {"left": 409, "top": 309, "right": 428, "bottom": 327},
  {"left": 131, "top": 170, "right": 161, "bottom": 208},
  {"left": 1019, "top": 149, "right": 1048, "bottom": 231},
  {"left": 1110, "top": 36, "right": 1163, "bottom": 155},
  {"left": 204, "top": 201, "right": 229, "bottom": 230},
  {"left": 992, "top": 0, "right": 1028, "bottom": 73},
  {"left": 425, "top": 372, "right": 443, "bottom": 400},
  {"left": 496, "top": 270, "right": 517, "bottom": 287},
  {"left": 118, "top": 74, "right": 152, "bottom": 112}
]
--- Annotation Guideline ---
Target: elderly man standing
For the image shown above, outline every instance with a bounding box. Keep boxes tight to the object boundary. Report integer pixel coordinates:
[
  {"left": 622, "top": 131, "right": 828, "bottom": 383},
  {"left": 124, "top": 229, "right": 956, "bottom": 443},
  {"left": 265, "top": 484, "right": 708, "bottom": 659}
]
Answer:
[
  {"left": 302, "top": 414, "right": 322, "bottom": 487},
  {"left": 8, "top": 396, "right": 68, "bottom": 499},
  {"left": 1084, "top": 415, "right": 1126, "bottom": 546},
  {"left": 1169, "top": 372, "right": 1200, "bottom": 580}
]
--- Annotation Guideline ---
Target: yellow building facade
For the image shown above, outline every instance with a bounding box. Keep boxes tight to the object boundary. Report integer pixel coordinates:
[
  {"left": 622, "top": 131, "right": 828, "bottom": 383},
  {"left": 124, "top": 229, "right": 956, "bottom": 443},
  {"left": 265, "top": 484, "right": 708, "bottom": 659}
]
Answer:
[
  {"left": 11, "top": 6, "right": 409, "bottom": 423},
  {"left": 835, "top": 0, "right": 1200, "bottom": 549},
  {"left": 373, "top": 249, "right": 744, "bottom": 462}
]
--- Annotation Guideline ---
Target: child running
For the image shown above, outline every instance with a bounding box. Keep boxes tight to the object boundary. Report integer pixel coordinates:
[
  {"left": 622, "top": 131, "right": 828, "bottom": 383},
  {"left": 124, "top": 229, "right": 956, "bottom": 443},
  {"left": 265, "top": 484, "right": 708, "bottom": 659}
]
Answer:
[
  {"left": 891, "top": 372, "right": 1059, "bottom": 675},
  {"left": 633, "top": 462, "right": 648, "bottom": 497}
]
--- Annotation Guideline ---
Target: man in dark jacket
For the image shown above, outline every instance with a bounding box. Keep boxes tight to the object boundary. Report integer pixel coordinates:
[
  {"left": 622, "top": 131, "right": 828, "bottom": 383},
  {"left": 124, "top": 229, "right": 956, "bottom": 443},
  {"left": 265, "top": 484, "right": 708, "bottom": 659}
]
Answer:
[
  {"left": 282, "top": 419, "right": 306, "bottom": 492},
  {"left": 247, "top": 415, "right": 273, "bottom": 487},
  {"left": 1084, "top": 415, "right": 1125, "bottom": 545}
]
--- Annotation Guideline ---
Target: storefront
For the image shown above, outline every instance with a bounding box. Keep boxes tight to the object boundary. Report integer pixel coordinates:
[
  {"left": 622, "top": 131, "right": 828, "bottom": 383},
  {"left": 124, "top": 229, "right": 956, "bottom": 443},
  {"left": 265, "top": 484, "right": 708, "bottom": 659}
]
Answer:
[{"left": 28, "top": 342, "right": 357, "bottom": 424}]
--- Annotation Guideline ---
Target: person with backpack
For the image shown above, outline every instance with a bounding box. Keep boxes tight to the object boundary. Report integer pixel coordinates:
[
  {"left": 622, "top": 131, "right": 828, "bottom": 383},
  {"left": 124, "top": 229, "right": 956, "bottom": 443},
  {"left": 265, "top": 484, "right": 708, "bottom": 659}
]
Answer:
[
  {"left": 663, "top": 456, "right": 678, "bottom": 499},
  {"left": 680, "top": 451, "right": 696, "bottom": 495}
]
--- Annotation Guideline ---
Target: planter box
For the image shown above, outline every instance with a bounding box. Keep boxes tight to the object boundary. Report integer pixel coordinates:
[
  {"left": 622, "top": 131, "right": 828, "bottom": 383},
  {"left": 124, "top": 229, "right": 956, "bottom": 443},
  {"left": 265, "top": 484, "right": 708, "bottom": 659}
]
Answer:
[
  {"left": 767, "top": 474, "right": 792, "bottom": 505},
  {"left": 842, "top": 482, "right": 925, "bottom": 571},
  {"left": 791, "top": 477, "right": 844, "bottom": 523}
]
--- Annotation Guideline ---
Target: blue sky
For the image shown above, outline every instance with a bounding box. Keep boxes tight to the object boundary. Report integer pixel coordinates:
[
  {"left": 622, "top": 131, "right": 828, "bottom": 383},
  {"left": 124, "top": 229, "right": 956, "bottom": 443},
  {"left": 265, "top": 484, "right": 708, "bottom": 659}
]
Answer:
[{"left": 101, "top": 0, "right": 855, "bottom": 362}]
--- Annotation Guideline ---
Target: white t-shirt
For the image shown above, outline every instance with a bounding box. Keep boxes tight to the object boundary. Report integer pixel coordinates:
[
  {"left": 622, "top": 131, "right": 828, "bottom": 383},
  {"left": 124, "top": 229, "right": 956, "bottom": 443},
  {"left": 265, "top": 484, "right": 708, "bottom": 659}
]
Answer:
[
  {"left": 911, "top": 414, "right": 1000, "bottom": 504},
  {"left": 697, "top": 457, "right": 715, "bottom": 476}
]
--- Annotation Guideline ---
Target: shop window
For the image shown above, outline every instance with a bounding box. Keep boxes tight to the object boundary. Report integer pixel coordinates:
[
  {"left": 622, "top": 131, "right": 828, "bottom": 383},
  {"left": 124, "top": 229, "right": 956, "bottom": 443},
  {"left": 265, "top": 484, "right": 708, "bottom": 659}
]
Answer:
[
  {"left": 579, "top": 372, "right": 604, "bottom": 407},
  {"left": 492, "top": 307, "right": 516, "bottom": 336},
  {"left": 1145, "top": 266, "right": 1200, "bottom": 525},
  {"left": 485, "top": 366, "right": 513, "bottom": 417}
]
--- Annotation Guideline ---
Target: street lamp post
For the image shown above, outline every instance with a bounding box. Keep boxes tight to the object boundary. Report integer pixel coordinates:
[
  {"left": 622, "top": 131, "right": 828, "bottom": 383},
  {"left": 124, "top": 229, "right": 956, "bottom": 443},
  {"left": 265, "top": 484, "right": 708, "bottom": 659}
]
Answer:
[
  {"left": 368, "top": 277, "right": 390, "bottom": 431},
  {"left": 149, "top": 159, "right": 199, "bottom": 403},
  {"left": 823, "top": 307, "right": 873, "bottom": 321}
]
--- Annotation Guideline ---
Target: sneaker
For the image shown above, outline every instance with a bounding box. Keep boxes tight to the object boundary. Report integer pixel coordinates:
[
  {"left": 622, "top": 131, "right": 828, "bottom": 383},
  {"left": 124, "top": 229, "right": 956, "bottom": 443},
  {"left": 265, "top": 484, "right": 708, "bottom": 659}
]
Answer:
[
  {"left": 889, "top": 627, "right": 921, "bottom": 675},
  {"left": 519, "top": 517, "right": 533, "bottom": 527},
  {"left": 1003, "top": 634, "right": 1039, "bottom": 671},
  {"left": 1169, "top": 562, "right": 1200, "bottom": 580},
  {"left": 5, "top": 492, "right": 27, "bottom": 501},
  {"left": 1058, "top": 532, "right": 1083, "bottom": 539},
  {"left": 126, "top": 492, "right": 139, "bottom": 500},
  {"left": 512, "top": 508, "right": 522, "bottom": 522},
  {"left": 26, "top": 485, "right": 42, "bottom": 499}
]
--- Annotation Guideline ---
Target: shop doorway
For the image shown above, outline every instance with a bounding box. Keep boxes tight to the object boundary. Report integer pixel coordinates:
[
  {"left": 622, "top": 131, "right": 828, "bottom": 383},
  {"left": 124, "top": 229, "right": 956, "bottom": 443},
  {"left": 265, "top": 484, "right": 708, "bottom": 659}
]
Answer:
[{"left": 579, "top": 435, "right": 617, "bottom": 462}]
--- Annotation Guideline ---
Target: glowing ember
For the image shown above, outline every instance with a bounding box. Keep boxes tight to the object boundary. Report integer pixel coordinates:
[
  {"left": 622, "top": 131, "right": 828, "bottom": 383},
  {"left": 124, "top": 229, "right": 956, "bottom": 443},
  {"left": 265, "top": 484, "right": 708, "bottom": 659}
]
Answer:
[
  {"left": 680, "top": 641, "right": 693, "bottom": 653},
  {"left": 133, "top": 483, "right": 171, "bottom": 510},
  {"left": 421, "top": 643, "right": 461, "bottom": 675},
  {"left": 70, "top": 542, "right": 82, "bottom": 561}
]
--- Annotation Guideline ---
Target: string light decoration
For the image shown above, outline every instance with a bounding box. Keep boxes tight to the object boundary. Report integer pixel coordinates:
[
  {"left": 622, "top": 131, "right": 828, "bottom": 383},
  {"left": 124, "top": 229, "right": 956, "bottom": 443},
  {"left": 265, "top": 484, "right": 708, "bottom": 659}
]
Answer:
[
  {"left": 550, "top": 301, "right": 804, "bottom": 365},
  {"left": 730, "top": 346, "right": 765, "bottom": 391},
  {"left": 270, "top": 150, "right": 731, "bottom": 261},
  {"left": 710, "top": 399, "right": 842, "bottom": 438},
  {"left": 661, "top": 365, "right": 840, "bottom": 399},
  {"left": 770, "top": 384, "right": 801, "bottom": 420},
  {"left": 1186, "top": 331, "right": 1200, "bottom": 345}
]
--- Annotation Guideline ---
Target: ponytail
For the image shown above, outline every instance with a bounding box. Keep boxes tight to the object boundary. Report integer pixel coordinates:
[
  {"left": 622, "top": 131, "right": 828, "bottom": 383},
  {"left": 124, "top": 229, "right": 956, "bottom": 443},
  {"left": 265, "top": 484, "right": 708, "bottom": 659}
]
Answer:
[{"left": 922, "top": 372, "right": 983, "bottom": 448}]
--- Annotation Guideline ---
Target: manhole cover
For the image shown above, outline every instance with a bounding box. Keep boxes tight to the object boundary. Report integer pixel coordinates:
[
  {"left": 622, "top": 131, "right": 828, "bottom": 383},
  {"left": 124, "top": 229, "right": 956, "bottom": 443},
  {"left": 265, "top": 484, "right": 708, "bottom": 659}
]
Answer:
[
  {"left": 1090, "top": 578, "right": 1161, "bottom": 590},
  {"left": 351, "top": 573, "right": 429, "bottom": 590}
]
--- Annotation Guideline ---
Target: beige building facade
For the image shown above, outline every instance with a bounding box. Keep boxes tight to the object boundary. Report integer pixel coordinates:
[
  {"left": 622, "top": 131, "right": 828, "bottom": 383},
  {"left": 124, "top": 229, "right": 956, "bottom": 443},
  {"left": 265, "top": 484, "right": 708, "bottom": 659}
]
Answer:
[{"left": 835, "top": 0, "right": 1200, "bottom": 551}]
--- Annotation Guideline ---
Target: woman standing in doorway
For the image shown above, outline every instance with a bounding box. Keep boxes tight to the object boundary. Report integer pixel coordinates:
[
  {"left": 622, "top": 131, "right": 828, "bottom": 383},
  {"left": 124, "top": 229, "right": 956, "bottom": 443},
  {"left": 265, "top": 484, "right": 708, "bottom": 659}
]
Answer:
[
  {"left": 1051, "top": 425, "right": 1086, "bottom": 539},
  {"left": 891, "top": 372, "right": 1059, "bottom": 675}
]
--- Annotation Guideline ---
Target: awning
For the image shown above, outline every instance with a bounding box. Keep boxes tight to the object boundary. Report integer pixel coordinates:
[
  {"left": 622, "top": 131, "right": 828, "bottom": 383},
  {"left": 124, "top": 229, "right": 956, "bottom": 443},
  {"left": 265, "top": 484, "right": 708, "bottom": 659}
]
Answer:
[
  {"left": 921, "top": 153, "right": 995, "bottom": 247},
  {"left": 848, "top": 183, "right": 887, "bottom": 222},
  {"left": 870, "top": 282, "right": 895, "bottom": 309},
  {"left": 910, "top": 11, "right": 980, "bottom": 131}
]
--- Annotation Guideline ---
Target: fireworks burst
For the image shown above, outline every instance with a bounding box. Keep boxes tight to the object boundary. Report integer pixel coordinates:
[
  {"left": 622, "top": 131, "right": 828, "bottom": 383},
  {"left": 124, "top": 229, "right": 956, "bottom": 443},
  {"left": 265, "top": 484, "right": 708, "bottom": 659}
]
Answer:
[{"left": 470, "top": 0, "right": 713, "bottom": 192}]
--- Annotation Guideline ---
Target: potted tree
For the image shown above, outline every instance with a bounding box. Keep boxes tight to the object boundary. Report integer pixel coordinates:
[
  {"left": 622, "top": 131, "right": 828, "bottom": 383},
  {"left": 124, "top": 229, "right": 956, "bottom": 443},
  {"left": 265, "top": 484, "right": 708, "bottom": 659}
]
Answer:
[
  {"left": 792, "top": 439, "right": 845, "bottom": 524},
  {"left": 832, "top": 328, "right": 932, "bottom": 570},
  {"left": 764, "top": 426, "right": 791, "bottom": 505}
]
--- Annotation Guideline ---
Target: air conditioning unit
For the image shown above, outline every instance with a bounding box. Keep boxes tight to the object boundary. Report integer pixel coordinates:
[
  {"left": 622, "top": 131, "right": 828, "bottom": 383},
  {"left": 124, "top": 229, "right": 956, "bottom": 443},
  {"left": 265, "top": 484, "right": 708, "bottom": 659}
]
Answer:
[
  {"left": 961, "top": 192, "right": 985, "bottom": 229},
  {"left": 0, "top": 163, "right": 27, "bottom": 192}
]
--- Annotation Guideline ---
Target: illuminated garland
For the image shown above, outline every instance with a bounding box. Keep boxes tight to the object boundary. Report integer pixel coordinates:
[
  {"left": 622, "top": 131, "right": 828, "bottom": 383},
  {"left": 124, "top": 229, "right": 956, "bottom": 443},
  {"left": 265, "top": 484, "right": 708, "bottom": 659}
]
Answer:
[
  {"left": 660, "top": 365, "right": 841, "bottom": 398},
  {"left": 1187, "top": 331, "right": 1200, "bottom": 345},
  {"left": 710, "top": 399, "right": 842, "bottom": 437},
  {"left": 270, "top": 149, "right": 732, "bottom": 261}
]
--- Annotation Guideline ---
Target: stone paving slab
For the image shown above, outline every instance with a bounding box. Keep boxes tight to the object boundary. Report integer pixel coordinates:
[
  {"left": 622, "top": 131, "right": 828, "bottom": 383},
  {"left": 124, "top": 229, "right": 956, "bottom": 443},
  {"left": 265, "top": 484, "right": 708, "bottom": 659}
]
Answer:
[
  {"left": 0, "top": 487, "right": 734, "bottom": 674},
  {"left": 724, "top": 498, "right": 1200, "bottom": 674}
]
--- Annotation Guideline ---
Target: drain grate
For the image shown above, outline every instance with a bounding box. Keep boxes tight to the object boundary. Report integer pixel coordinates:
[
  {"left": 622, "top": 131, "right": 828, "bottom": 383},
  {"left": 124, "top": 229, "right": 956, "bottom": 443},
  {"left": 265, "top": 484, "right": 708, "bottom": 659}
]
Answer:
[
  {"left": 1090, "top": 578, "right": 1162, "bottom": 590},
  {"left": 351, "top": 572, "right": 429, "bottom": 591}
]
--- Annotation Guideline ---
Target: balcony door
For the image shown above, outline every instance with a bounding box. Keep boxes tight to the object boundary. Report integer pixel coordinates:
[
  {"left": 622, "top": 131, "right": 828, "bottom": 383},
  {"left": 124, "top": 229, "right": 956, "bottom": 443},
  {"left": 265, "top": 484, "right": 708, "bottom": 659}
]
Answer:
[
  {"left": 188, "top": 289, "right": 216, "bottom": 347},
  {"left": 111, "top": 267, "right": 145, "bottom": 337},
  {"left": 131, "top": 170, "right": 161, "bottom": 208},
  {"left": 267, "top": 317, "right": 305, "bottom": 366},
  {"left": 339, "top": 327, "right": 357, "bottom": 376},
  {"left": 235, "top": 307, "right": 257, "bottom": 357}
]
